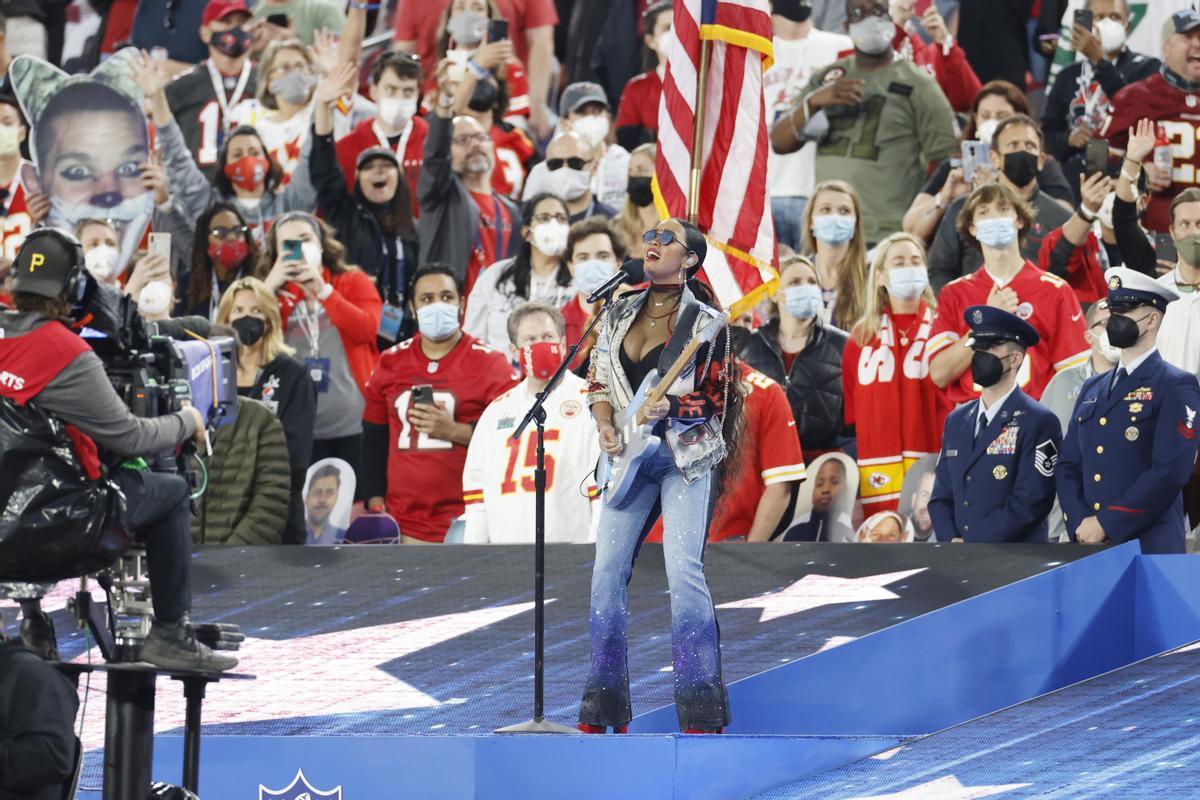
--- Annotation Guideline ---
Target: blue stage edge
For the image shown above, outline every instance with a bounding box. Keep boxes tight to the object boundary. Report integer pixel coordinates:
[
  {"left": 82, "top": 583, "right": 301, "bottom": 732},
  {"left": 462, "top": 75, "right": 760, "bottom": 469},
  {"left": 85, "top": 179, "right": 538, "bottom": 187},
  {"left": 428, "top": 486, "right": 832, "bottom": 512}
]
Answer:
[{"left": 143, "top": 542, "right": 1200, "bottom": 800}]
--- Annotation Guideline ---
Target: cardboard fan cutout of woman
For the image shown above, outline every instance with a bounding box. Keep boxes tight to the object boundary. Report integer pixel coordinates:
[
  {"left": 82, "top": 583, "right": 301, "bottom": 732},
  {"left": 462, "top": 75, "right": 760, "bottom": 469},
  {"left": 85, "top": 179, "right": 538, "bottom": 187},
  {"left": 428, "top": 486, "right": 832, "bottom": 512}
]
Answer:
[{"left": 9, "top": 49, "right": 153, "bottom": 272}]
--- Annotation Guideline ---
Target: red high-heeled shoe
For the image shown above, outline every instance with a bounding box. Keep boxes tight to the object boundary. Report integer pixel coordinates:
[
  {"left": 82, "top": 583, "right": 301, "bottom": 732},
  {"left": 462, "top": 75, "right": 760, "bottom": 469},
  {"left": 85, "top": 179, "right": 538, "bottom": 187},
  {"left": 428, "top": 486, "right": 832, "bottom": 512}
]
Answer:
[{"left": 682, "top": 727, "right": 724, "bottom": 734}]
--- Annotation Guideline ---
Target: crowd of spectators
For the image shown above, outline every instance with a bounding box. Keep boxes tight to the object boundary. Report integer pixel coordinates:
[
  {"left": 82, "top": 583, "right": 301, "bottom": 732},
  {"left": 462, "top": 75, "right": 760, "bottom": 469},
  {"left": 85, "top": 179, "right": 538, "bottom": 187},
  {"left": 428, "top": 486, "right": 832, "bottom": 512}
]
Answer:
[{"left": 3, "top": 0, "right": 1200, "bottom": 548}]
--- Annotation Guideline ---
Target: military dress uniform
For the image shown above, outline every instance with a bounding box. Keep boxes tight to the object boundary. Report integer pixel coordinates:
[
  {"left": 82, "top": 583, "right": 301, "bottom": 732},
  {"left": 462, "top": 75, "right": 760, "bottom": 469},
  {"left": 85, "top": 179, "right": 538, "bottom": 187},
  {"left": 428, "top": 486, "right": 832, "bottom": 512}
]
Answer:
[
  {"left": 929, "top": 307, "right": 1062, "bottom": 542},
  {"left": 1058, "top": 268, "right": 1200, "bottom": 554}
]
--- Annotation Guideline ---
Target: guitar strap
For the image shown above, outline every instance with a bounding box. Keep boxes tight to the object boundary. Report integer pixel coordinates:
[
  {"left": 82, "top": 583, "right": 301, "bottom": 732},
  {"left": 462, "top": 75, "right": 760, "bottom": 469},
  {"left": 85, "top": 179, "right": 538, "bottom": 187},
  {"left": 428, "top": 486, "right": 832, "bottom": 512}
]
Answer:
[{"left": 657, "top": 303, "right": 701, "bottom": 377}]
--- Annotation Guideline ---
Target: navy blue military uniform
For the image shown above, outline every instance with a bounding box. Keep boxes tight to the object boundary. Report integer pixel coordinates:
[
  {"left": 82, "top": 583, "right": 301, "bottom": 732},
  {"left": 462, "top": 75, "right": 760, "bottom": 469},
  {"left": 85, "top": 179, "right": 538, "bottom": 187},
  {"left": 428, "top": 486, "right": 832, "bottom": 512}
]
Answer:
[
  {"left": 1058, "top": 269, "right": 1200, "bottom": 554},
  {"left": 929, "top": 307, "right": 1062, "bottom": 542}
]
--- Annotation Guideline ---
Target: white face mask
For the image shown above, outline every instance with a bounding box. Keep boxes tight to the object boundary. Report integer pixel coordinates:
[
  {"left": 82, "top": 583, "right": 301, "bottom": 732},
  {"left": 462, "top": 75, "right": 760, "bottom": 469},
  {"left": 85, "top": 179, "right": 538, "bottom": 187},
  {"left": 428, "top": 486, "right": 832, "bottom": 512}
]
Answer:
[
  {"left": 137, "top": 279, "right": 173, "bottom": 317},
  {"left": 50, "top": 191, "right": 154, "bottom": 278},
  {"left": 886, "top": 265, "right": 929, "bottom": 301},
  {"left": 1096, "top": 18, "right": 1127, "bottom": 55},
  {"left": 377, "top": 96, "right": 418, "bottom": 128},
  {"left": 84, "top": 244, "right": 121, "bottom": 282},
  {"left": 1096, "top": 330, "right": 1121, "bottom": 363},
  {"left": 976, "top": 118, "right": 999, "bottom": 145},
  {"left": 552, "top": 167, "right": 592, "bottom": 201},
  {"left": 573, "top": 258, "right": 616, "bottom": 295},
  {"left": 571, "top": 115, "right": 610, "bottom": 149},
  {"left": 849, "top": 16, "right": 895, "bottom": 56},
  {"left": 0, "top": 124, "right": 20, "bottom": 157},
  {"left": 655, "top": 32, "right": 671, "bottom": 61},
  {"left": 301, "top": 241, "right": 323, "bottom": 269},
  {"left": 531, "top": 221, "right": 569, "bottom": 257}
]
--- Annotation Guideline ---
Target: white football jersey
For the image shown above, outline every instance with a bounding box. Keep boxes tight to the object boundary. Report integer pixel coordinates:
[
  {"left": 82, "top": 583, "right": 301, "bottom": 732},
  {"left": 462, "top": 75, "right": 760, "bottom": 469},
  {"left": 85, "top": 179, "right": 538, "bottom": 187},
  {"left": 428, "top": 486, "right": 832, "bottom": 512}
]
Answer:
[{"left": 462, "top": 373, "right": 600, "bottom": 543}]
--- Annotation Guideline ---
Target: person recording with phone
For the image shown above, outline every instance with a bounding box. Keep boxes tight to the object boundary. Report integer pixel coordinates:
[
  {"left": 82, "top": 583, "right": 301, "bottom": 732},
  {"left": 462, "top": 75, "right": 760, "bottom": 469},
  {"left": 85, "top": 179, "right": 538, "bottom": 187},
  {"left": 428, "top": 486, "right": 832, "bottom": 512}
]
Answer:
[
  {"left": 0, "top": 231, "right": 236, "bottom": 672},
  {"left": 263, "top": 211, "right": 381, "bottom": 473},
  {"left": 580, "top": 218, "right": 741, "bottom": 735}
]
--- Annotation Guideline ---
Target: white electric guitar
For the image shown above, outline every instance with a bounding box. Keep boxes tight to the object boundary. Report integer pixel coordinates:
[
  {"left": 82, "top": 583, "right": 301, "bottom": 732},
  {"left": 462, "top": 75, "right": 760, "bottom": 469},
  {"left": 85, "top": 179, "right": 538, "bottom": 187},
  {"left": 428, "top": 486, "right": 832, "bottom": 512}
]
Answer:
[{"left": 597, "top": 308, "right": 728, "bottom": 509}]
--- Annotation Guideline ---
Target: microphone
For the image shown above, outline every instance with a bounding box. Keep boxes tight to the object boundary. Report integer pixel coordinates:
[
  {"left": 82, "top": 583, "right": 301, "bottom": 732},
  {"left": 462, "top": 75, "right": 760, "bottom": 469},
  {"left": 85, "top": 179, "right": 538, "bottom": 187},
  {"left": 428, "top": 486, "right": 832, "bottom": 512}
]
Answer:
[{"left": 587, "top": 258, "right": 644, "bottom": 304}]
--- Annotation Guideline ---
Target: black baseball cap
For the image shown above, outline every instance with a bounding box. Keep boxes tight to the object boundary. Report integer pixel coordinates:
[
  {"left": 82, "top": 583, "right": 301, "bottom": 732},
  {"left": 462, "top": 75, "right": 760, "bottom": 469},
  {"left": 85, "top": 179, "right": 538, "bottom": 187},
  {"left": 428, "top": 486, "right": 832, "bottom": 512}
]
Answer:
[
  {"left": 11, "top": 230, "right": 83, "bottom": 299},
  {"left": 356, "top": 146, "right": 399, "bottom": 171},
  {"left": 1174, "top": 10, "right": 1200, "bottom": 35}
]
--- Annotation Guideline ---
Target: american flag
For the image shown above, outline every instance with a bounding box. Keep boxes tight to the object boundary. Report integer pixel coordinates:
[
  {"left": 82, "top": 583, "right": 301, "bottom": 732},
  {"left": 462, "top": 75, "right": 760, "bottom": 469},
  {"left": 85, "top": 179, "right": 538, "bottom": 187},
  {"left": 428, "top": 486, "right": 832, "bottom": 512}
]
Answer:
[{"left": 653, "top": 0, "right": 778, "bottom": 316}]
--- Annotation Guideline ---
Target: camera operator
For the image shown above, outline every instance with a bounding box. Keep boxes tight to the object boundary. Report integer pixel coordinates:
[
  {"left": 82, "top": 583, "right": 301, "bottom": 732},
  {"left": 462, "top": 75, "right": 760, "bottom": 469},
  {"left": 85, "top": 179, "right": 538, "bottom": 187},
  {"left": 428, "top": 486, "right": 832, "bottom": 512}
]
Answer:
[{"left": 0, "top": 231, "right": 236, "bottom": 673}]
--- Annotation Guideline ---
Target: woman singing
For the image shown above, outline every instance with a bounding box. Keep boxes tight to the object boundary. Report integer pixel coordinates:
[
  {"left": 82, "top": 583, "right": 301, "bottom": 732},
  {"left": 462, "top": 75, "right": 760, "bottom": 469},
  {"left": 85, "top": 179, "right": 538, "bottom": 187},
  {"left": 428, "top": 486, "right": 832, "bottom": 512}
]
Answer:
[{"left": 579, "top": 217, "right": 741, "bottom": 735}]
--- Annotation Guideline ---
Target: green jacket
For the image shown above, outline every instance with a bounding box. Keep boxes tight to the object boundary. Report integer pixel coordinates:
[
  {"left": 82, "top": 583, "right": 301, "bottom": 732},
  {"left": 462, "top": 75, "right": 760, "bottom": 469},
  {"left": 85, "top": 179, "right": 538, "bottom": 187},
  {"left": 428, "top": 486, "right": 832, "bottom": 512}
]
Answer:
[{"left": 195, "top": 398, "right": 290, "bottom": 545}]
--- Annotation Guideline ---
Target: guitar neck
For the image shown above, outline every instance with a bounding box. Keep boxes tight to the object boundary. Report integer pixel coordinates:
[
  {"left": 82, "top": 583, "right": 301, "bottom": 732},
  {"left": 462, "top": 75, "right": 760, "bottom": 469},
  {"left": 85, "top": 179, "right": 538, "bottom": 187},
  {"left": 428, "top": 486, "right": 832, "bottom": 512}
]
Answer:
[{"left": 635, "top": 337, "right": 706, "bottom": 426}]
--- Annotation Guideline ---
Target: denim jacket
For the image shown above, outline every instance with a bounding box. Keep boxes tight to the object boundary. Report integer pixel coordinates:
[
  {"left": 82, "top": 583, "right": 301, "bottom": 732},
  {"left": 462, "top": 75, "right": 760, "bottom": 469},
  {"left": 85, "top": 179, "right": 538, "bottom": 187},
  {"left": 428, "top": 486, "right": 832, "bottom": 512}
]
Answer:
[{"left": 587, "top": 285, "right": 728, "bottom": 482}]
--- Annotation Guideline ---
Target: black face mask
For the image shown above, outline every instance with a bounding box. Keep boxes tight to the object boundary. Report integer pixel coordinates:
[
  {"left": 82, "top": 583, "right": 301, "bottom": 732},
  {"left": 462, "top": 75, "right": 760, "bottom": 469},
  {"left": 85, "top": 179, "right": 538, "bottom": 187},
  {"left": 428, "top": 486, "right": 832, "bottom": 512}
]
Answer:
[
  {"left": 1106, "top": 311, "right": 1147, "bottom": 349},
  {"left": 772, "top": 0, "right": 813, "bottom": 22},
  {"left": 468, "top": 80, "right": 498, "bottom": 113},
  {"left": 627, "top": 176, "right": 654, "bottom": 208},
  {"left": 231, "top": 315, "right": 266, "bottom": 347},
  {"left": 210, "top": 27, "right": 252, "bottom": 58},
  {"left": 1001, "top": 151, "right": 1039, "bottom": 188},
  {"left": 970, "top": 349, "right": 1008, "bottom": 388}
]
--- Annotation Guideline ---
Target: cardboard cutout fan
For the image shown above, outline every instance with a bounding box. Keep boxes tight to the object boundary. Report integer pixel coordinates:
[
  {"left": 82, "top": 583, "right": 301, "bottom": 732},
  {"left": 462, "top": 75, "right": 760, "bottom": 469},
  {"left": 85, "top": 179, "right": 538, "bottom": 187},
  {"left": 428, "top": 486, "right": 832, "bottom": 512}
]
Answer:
[{"left": 10, "top": 49, "right": 153, "bottom": 271}]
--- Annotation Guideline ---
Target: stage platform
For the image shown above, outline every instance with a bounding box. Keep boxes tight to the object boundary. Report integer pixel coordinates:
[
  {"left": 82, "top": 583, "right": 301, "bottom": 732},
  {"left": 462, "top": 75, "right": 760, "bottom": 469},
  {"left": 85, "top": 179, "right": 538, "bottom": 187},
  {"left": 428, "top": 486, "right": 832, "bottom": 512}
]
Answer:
[{"left": 4, "top": 542, "right": 1198, "bottom": 799}]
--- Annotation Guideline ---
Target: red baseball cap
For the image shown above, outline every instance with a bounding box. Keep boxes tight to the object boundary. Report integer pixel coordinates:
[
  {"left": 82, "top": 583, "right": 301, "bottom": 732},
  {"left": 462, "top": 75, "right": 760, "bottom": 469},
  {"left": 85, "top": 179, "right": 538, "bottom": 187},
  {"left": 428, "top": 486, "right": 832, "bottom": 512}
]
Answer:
[{"left": 202, "top": 0, "right": 251, "bottom": 27}]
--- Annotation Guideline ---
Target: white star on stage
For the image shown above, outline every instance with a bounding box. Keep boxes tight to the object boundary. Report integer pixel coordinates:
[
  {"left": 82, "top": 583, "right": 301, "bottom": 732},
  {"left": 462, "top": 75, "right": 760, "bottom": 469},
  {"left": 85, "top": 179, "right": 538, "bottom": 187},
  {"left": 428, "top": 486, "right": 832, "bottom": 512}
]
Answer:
[
  {"left": 716, "top": 569, "right": 927, "bottom": 622},
  {"left": 71, "top": 601, "right": 540, "bottom": 752},
  {"left": 843, "top": 775, "right": 1031, "bottom": 800}
]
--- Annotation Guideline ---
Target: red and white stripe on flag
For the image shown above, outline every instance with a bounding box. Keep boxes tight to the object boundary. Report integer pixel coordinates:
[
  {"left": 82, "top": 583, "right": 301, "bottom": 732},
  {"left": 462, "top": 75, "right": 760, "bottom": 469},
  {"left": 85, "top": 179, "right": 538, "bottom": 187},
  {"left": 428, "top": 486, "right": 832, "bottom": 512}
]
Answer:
[{"left": 652, "top": 0, "right": 778, "bottom": 317}]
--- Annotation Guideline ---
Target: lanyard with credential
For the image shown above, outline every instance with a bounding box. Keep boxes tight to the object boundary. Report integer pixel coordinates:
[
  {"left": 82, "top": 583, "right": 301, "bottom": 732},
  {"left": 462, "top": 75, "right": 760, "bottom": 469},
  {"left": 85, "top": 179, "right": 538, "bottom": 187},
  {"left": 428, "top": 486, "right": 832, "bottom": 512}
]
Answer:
[
  {"left": 207, "top": 59, "right": 253, "bottom": 147},
  {"left": 293, "top": 300, "right": 322, "bottom": 356}
]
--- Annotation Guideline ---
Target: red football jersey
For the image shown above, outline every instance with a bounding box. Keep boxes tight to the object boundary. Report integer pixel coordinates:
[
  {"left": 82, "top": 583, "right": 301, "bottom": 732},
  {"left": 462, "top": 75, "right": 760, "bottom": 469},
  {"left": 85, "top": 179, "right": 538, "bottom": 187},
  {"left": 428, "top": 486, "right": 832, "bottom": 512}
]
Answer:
[
  {"left": 615, "top": 71, "right": 662, "bottom": 134},
  {"left": 647, "top": 366, "right": 806, "bottom": 542},
  {"left": 927, "top": 262, "right": 1089, "bottom": 404},
  {"left": 362, "top": 332, "right": 519, "bottom": 541},
  {"left": 334, "top": 116, "right": 428, "bottom": 214},
  {"left": 842, "top": 304, "right": 949, "bottom": 513},
  {"left": 1105, "top": 71, "right": 1200, "bottom": 232},
  {"left": 0, "top": 162, "right": 34, "bottom": 262},
  {"left": 491, "top": 124, "right": 535, "bottom": 198}
]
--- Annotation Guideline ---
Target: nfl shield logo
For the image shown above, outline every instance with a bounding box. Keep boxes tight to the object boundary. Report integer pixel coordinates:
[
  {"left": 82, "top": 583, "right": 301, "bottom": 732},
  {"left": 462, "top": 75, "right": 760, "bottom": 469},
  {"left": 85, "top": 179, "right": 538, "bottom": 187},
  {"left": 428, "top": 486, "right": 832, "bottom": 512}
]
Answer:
[{"left": 259, "top": 769, "right": 342, "bottom": 800}]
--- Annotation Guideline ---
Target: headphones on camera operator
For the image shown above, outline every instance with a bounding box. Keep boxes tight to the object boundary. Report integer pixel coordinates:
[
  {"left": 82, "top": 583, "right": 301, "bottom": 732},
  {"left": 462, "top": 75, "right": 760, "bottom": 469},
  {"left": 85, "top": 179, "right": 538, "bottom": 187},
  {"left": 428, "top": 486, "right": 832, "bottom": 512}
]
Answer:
[{"left": 10, "top": 227, "right": 89, "bottom": 307}]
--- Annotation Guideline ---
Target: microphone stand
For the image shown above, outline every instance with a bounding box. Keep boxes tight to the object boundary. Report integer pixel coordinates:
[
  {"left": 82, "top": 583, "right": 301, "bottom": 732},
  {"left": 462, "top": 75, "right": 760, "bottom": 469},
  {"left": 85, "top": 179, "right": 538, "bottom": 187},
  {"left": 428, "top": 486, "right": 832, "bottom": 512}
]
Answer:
[{"left": 496, "top": 290, "right": 616, "bottom": 735}]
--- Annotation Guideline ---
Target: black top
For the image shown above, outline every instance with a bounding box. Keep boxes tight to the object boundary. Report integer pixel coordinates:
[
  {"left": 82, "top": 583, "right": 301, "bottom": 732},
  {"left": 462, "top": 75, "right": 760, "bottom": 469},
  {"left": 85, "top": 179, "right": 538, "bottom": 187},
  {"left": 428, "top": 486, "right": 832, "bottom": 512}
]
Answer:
[
  {"left": 620, "top": 341, "right": 664, "bottom": 395},
  {"left": 0, "top": 640, "right": 78, "bottom": 800}
]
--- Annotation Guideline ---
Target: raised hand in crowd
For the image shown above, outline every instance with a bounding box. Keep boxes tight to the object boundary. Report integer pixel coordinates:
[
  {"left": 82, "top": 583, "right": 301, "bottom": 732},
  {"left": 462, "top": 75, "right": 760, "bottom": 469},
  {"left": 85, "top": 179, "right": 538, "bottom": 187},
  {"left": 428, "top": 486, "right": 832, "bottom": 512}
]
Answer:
[
  {"left": 311, "top": 27, "right": 341, "bottom": 76},
  {"left": 920, "top": 5, "right": 950, "bottom": 45},
  {"left": 1078, "top": 171, "right": 1114, "bottom": 217},
  {"left": 1124, "top": 118, "right": 1157, "bottom": 166},
  {"left": 291, "top": 258, "right": 328, "bottom": 301},
  {"left": 473, "top": 35, "right": 515, "bottom": 74},
  {"left": 124, "top": 252, "right": 172, "bottom": 303},
  {"left": 133, "top": 50, "right": 173, "bottom": 126},
  {"left": 434, "top": 57, "right": 459, "bottom": 113},
  {"left": 806, "top": 77, "right": 865, "bottom": 111},
  {"left": 314, "top": 62, "right": 358, "bottom": 109},
  {"left": 1067, "top": 124, "right": 1092, "bottom": 152},
  {"left": 141, "top": 160, "right": 171, "bottom": 207},
  {"left": 263, "top": 250, "right": 301, "bottom": 293},
  {"left": 1070, "top": 20, "right": 1104, "bottom": 65},
  {"left": 26, "top": 191, "right": 49, "bottom": 225},
  {"left": 986, "top": 281, "right": 1019, "bottom": 315},
  {"left": 938, "top": 166, "right": 971, "bottom": 207}
]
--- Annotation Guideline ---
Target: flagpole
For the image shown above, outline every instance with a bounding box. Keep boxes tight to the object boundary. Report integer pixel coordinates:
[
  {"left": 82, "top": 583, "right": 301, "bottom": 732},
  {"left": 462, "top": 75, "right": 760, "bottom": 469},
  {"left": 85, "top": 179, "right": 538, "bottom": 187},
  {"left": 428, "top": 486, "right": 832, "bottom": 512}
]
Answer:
[{"left": 687, "top": 38, "right": 712, "bottom": 224}]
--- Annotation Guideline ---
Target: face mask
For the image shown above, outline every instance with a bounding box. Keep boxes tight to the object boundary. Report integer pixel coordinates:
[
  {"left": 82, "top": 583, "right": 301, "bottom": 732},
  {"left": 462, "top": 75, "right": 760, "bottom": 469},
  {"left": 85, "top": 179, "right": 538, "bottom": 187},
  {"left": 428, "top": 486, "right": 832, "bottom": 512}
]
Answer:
[
  {"left": 784, "top": 284, "right": 823, "bottom": 319},
  {"left": 269, "top": 71, "right": 317, "bottom": 106},
  {"left": 84, "top": 244, "right": 121, "bottom": 282},
  {"left": 137, "top": 280, "right": 173, "bottom": 317},
  {"left": 571, "top": 115, "right": 610, "bottom": 149},
  {"left": 811, "top": 213, "right": 856, "bottom": 245},
  {"left": 552, "top": 167, "right": 592, "bottom": 201},
  {"left": 207, "top": 239, "right": 249, "bottom": 270},
  {"left": 1096, "top": 18, "right": 1127, "bottom": 54},
  {"left": 210, "top": 27, "right": 252, "bottom": 58},
  {"left": 377, "top": 97, "right": 418, "bottom": 128},
  {"left": 231, "top": 315, "right": 267, "bottom": 347},
  {"left": 446, "top": 11, "right": 487, "bottom": 46},
  {"left": 887, "top": 266, "right": 928, "bottom": 301},
  {"left": 655, "top": 32, "right": 671, "bottom": 59},
  {"left": 1098, "top": 191, "right": 1117, "bottom": 230},
  {"left": 975, "top": 118, "right": 999, "bottom": 146},
  {"left": 1095, "top": 330, "right": 1121, "bottom": 363},
  {"left": 0, "top": 124, "right": 19, "bottom": 156},
  {"left": 848, "top": 16, "right": 895, "bottom": 56},
  {"left": 468, "top": 79, "right": 499, "bottom": 113},
  {"left": 49, "top": 191, "right": 154, "bottom": 276},
  {"left": 772, "top": 0, "right": 813, "bottom": 23},
  {"left": 970, "top": 349, "right": 1008, "bottom": 388},
  {"left": 573, "top": 258, "right": 616, "bottom": 296},
  {"left": 974, "top": 216, "right": 1018, "bottom": 249},
  {"left": 1001, "top": 151, "right": 1039, "bottom": 187},
  {"left": 417, "top": 301, "right": 461, "bottom": 341},
  {"left": 520, "top": 341, "right": 564, "bottom": 380},
  {"left": 1106, "top": 311, "right": 1147, "bottom": 349},
  {"left": 531, "top": 220, "right": 569, "bottom": 257},
  {"left": 1176, "top": 233, "right": 1200, "bottom": 266},
  {"left": 224, "top": 155, "right": 270, "bottom": 192},
  {"left": 627, "top": 176, "right": 654, "bottom": 208},
  {"left": 301, "top": 241, "right": 323, "bottom": 269}
]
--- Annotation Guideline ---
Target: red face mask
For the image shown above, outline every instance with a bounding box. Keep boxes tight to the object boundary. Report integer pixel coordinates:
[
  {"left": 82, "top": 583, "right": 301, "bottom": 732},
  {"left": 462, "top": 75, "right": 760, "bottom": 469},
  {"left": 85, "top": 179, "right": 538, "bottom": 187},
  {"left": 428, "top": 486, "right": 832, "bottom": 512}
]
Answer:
[
  {"left": 223, "top": 155, "right": 270, "bottom": 191},
  {"left": 207, "top": 239, "right": 249, "bottom": 269},
  {"left": 520, "top": 341, "right": 564, "bottom": 380}
]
